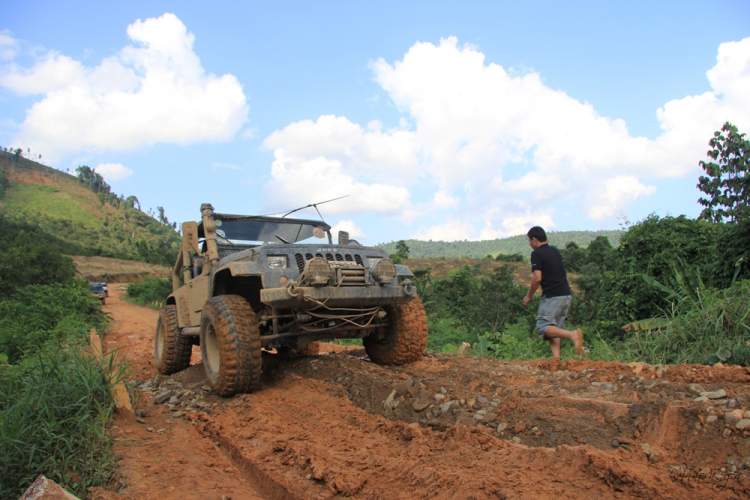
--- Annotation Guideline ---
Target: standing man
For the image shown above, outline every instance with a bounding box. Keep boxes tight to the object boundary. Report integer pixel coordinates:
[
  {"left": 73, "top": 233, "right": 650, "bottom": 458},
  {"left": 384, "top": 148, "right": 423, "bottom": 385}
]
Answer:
[{"left": 522, "top": 226, "right": 583, "bottom": 358}]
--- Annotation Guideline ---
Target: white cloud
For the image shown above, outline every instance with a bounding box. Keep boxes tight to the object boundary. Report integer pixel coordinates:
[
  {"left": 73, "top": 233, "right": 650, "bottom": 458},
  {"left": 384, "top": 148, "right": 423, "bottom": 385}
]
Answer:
[
  {"left": 262, "top": 148, "right": 412, "bottom": 216},
  {"left": 260, "top": 35, "right": 750, "bottom": 240},
  {"left": 478, "top": 209, "right": 557, "bottom": 240},
  {"left": 330, "top": 220, "right": 368, "bottom": 241},
  {"left": 94, "top": 162, "right": 133, "bottom": 181},
  {"left": 0, "top": 31, "right": 19, "bottom": 61},
  {"left": 0, "top": 13, "right": 248, "bottom": 162},
  {"left": 584, "top": 176, "right": 657, "bottom": 221},
  {"left": 211, "top": 162, "right": 243, "bottom": 171},
  {"left": 431, "top": 190, "right": 458, "bottom": 208},
  {"left": 411, "top": 218, "right": 474, "bottom": 241}
]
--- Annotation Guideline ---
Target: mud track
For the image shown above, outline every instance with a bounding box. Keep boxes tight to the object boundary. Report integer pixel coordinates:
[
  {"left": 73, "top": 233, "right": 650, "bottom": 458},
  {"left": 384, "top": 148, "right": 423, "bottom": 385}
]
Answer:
[{"left": 103, "top": 285, "right": 750, "bottom": 499}]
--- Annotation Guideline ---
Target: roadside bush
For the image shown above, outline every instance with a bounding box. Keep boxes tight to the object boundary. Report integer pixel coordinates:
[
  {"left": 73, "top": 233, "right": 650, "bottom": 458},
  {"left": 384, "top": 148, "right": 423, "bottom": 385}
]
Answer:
[
  {"left": 626, "top": 280, "right": 750, "bottom": 366},
  {"left": 126, "top": 278, "right": 172, "bottom": 308},
  {"left": 0, "top": 281, "right": 106, "bottom": 364},
  {"left": 0, "top": 347, "right": 120, "bottom": 498}
]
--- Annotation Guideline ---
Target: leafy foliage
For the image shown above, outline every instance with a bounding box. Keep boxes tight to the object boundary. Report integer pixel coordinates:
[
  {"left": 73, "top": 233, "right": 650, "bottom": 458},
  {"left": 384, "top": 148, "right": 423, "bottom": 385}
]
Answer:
[
  {"left": 698, "top": 122, "right": 750, "bottom": 223},
  {"left": 0, "top": 220, "right": 77, "bottom": 299},
  {"left": 0, "top": 281, "right": 106, "bottom": 364},
  {"left": 389, "top": 240, "right": 410, "bottom": 264},
  {"left": 0, "top": 347, "right": 119, "bottom": 498},
  {"left": 126, "top": 278, "right": 172, "bottom": 308}
]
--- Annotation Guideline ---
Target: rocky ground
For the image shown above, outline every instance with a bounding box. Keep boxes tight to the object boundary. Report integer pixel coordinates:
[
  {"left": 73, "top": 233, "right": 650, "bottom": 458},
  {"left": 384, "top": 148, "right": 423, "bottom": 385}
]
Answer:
[{"left": 102, "top": 284, "right": 750, "bottom": 499}]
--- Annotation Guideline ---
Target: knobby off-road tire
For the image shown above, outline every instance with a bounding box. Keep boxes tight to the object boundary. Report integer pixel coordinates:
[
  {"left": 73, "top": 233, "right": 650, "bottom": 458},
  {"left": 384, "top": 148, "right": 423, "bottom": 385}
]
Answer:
[
  {"left": 155, "top": 305, "right": 192, "bottom": 375},
  {"left": 200, "top": 295, "right": 262, "bottom": 397},
  {"left": 364, "top": 298, "right": 428, "bottom": 365}
]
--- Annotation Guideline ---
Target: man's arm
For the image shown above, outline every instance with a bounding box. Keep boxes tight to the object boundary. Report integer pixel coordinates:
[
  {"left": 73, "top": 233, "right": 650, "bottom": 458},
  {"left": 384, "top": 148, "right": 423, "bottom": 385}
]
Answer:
[{"left": 523, "top": 270, "right": 542, "bottom": 307}]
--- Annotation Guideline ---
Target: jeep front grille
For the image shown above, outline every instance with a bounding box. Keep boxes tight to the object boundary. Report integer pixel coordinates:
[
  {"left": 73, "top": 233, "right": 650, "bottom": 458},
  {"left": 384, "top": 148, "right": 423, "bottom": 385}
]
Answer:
[
  {"left": 331, "top": 262, "right": 367, "bottom": 286},
  {"left": 294, "top": 253, "right": 305, "bottom": 273},
  {"left": 294, "top": 253, "right": 367, "bottom": 285}
]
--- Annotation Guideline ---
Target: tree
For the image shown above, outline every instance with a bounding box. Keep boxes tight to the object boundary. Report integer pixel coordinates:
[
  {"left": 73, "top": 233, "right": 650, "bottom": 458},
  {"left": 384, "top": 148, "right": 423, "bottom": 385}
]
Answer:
[
  {"left": 390, "top": 240, "right": 410, "bottom": 264},
  {"left": 560, "top": 241, "right": 587, "bottom": 273},
  {"left": 698, "top": 122, "right": 750, "bottom": 223},
  {"left": 586, "top": 236, "right": 614, "bottom": 270}
]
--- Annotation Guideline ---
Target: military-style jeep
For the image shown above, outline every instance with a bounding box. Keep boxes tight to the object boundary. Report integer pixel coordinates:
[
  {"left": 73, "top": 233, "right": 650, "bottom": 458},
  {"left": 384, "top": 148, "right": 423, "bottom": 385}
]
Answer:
[{"left": 155, "top": 203, "right": 428, "bottom": 396}]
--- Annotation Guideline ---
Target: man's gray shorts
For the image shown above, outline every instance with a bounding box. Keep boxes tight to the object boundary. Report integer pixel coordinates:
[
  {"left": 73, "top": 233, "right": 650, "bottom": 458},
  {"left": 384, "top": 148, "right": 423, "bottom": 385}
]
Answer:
[{"left": 536, "top": 295, "right": 572, "bottom": 340}]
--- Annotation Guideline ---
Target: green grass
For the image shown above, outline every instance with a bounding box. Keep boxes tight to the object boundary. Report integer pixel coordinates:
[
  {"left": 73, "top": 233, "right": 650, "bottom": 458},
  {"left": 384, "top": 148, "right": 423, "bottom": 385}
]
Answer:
[
  {"left": 0, "top": 348, "right": 121, "bottom": 498},
  {"left": 4, "top": 184, "right": 98, "bottom": 226},
  {"left": 0, "top": 280, "right": 120, "bottom": 498}
]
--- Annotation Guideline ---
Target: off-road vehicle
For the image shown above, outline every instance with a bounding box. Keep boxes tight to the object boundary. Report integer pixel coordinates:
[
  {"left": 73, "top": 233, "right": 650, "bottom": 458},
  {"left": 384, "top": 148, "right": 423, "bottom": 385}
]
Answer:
[{"left": 155, "top": 203, "right": 428, "bottom": 396}]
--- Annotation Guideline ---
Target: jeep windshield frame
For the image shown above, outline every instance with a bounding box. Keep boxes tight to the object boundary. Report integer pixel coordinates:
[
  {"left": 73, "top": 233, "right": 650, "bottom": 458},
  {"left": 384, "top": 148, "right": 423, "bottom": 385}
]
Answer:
[{"left": 197, "top": 214, "right": 332, "bottom": 245}]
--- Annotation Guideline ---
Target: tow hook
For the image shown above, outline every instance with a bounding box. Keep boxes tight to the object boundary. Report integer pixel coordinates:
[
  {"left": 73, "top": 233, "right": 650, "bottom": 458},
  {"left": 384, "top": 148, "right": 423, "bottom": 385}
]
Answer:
[{"left": 401, "top": 279, "right": 414, "bottom": 295}]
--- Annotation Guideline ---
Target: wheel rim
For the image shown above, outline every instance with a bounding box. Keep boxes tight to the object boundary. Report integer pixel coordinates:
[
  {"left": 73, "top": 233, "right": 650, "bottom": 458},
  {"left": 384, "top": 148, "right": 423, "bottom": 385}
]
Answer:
[
  {"left": 204, "top": 322, "right": 221, "bottom": 377},
  {"left": 155, "top": 317, "right": 165, "bottom": 362}
]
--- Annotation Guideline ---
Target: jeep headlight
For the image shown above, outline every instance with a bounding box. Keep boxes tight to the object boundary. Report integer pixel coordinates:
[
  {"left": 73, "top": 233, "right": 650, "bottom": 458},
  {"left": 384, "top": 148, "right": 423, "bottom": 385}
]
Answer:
[
  {"left": 371, "top": 258, "right": 397, "bottom": 285},
  {"left": 304, "top": 257, "right": 331, "bottom": 286},
  {"left": 267, "top": 255, "right": 288, "bottom": 269}
]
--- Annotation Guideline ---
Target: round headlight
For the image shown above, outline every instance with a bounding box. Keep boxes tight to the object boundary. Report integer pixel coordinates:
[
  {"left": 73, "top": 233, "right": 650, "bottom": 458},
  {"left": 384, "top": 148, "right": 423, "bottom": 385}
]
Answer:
[
  {"left": 304, "top": 257, "right": 331, "bottom": 286},
  {"left": 371, "top": 258, "right": 397, "bottom": 285}
]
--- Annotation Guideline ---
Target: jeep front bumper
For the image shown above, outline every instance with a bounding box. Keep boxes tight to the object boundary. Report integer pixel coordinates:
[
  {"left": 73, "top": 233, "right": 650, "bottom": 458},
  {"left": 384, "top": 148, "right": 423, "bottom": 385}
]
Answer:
[{"left": 259, "top": 283, "right": 415, "bottom": 309}]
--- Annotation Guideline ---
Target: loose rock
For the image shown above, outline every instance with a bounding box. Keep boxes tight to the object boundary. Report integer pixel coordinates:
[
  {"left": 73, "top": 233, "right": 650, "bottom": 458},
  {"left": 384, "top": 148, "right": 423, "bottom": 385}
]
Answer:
[
  {"left": 412, "top": 398, "right": 430, "bottom": 412},
  {"left": 725, "top": 410, "right": 744, "bottom": 425},
  {"left": 736, "top": 419, "right": 750, "bottom": 430},
  {"left": 688, "top": 383, "right": 705, "bottom": 395},
  {"left": 700, "top": 389, "right": 727, "bottom": 399},
  {"left": 153, "top": 391, "right": 173, "bottom": 405}
]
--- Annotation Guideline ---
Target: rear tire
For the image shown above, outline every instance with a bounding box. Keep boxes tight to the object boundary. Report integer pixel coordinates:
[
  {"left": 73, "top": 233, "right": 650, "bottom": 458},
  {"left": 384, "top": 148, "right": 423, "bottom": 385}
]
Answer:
[
  {"left": 200, "top": 295, "right": 262, "bottom": 397},
  {"left": 364, "top": 298, "right": 428, "bottom": 365},
  {"left": 155, "top": 305, "right": 192, "bottom": 375}
]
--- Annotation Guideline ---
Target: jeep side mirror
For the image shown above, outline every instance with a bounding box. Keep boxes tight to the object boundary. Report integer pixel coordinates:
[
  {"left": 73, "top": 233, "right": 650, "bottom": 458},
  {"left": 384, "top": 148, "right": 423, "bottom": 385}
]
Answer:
[{"left": 338, "top": 231, "right": 349, "bottom": 245}]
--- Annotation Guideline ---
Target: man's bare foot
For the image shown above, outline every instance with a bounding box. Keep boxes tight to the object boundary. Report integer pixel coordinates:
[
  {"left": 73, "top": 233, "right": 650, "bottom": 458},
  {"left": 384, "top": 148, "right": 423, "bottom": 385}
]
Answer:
[{"left": 573, "top": 329, "right": 584, "bottom": 356}]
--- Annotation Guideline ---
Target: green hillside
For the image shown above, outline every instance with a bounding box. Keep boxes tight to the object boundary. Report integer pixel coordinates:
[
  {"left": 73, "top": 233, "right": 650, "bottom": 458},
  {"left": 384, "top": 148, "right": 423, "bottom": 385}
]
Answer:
[
  {"left": 0, "top": 151, "right": 180, "bottom": 265},
  {"left": 378, "top": 230, "right": 623, "bottom": 259}
]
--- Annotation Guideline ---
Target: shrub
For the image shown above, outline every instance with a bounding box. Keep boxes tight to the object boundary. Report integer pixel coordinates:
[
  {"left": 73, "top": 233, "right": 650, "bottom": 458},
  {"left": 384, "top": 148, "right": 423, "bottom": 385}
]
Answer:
[
  {"left": 0, "top": 347, "right": 120, "bottom": 498},
  {"left": 0, "top": 281, "right": 106, "bottom": 364},
  {"left": 126, "top": 279, "right": 172, "bottom": 308}
]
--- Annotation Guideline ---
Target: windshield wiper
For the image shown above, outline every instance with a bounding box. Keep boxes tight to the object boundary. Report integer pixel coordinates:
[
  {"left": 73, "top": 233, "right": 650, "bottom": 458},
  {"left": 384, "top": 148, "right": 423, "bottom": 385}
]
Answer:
[{"left": 275, "top": 234, "right": 290, "bottom": 244}]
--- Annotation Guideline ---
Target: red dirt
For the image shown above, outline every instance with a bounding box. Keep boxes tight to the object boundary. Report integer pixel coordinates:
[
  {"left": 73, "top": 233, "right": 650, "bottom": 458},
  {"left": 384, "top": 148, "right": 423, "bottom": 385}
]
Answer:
[{"left": 102, "top": 285, "right": 750, "bottom": 499}]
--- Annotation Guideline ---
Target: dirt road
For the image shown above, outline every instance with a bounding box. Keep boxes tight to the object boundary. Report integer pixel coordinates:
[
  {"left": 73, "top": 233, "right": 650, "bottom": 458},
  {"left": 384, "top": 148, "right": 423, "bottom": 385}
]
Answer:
[{"left": 103, "top": 285, "right": 750, "bottom": 499}]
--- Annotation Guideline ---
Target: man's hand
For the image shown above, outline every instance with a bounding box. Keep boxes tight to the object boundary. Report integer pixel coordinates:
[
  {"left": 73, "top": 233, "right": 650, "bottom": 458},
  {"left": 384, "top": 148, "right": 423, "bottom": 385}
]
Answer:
[{"left": 525, "top": 270, "right": 542, "bottom": 307}]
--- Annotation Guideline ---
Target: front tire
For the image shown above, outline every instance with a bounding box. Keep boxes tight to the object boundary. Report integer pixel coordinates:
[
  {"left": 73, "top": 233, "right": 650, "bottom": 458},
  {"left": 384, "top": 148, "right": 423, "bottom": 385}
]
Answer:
[
  {"left": 155, "top": 305, "right": 192, "bottom": 375},
  {"left": 364, "top": 298, "right": 428, "bottom": 365},
  {"left": 200, "top": 295, "right": 262, "bottom": 397}
]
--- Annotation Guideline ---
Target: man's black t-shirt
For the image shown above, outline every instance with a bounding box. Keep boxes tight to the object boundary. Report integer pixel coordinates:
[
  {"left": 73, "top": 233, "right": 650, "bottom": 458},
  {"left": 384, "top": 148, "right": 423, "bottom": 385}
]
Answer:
[{"left": 530, "top": 244, "right": 571, "bottom": 298}]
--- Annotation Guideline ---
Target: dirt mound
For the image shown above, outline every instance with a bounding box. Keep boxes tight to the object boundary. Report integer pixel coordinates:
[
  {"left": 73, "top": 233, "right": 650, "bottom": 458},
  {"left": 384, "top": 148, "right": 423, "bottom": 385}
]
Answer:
[
  {"left": 102, "top": 286, "right": 750, "bottom": 499},
  {"left": 71, "top": 256, "right": 170, "bottom": 282}
]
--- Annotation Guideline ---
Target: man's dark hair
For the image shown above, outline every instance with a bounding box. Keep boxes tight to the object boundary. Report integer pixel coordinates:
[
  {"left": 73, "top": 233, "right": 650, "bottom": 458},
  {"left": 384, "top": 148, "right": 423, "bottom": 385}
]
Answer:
[{"left": 527, "top": 226, "right": 547, "bottom": 242}]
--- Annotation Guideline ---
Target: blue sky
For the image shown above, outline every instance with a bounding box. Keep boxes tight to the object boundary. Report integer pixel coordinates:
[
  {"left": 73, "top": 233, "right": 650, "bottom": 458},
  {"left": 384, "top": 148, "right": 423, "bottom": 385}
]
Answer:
[{"left": 1, "top": 1, "right": 749, "bottom": 244}]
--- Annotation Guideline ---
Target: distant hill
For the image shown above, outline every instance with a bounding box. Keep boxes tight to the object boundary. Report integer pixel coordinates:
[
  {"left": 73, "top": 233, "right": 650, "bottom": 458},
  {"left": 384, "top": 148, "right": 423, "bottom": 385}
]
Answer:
[
  {"left": 378, "top": 230, "right": 623, "bottom": 259},
  {"left": 0, "top": 151, "right": 180, "bottom": 264}
]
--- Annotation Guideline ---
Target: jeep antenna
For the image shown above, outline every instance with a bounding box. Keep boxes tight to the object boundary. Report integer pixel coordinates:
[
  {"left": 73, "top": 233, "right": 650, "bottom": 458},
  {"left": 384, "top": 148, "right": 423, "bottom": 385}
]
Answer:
[{"left": 281, "top": 195, "right": 349, "bottom": 221}]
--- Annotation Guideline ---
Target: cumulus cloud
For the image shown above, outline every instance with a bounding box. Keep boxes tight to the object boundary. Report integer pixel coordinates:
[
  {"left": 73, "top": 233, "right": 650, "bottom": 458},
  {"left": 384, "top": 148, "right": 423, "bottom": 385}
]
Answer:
[
  {"left": 262, "top": 147, "right": 411, "bottom": 216},
  {"left": 330, "top": 220, "right": 368, "bottom": 241},
  {"left": 411, "top": 219, "right": 474, "bottom": 241},
  {"left": 94, "top": 162, "right": 133, "bottom": 181},
  {"left": 0, "top": 31, "right": 19, "bottom": 60},
  {"left": 262, "top": 36, "right": 750, "bottom": 241},
  {"left": 0, "top": 13, "right": 248, "bottom": 161}
]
